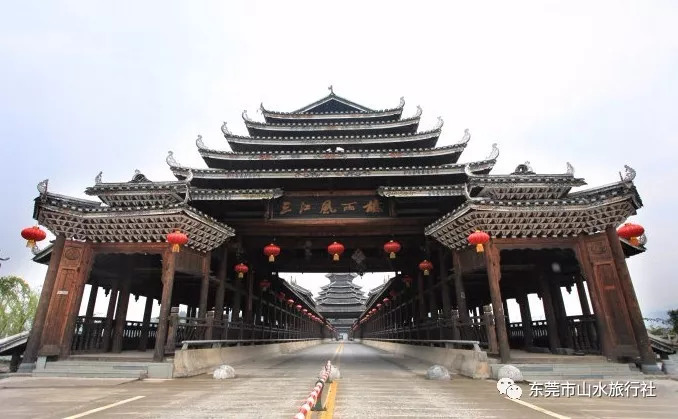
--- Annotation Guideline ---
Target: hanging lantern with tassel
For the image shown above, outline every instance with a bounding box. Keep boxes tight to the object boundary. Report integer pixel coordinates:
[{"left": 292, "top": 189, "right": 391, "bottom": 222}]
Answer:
[
  {"left": 468, "top": 230, "right": 490, "bottom": 253},
  {"left": 21, "top": 226, "right": 46, "bottom": 249},
  {"left": 617, "top": 223, "right": 644, "bottom": 246},
  {"left": 263, "top": 243, "right": 281, "bottom": 262},
  {"left": 419, "top": 260, "right": 433, "bottom": 276},
  {"left": 383, "top": 239, "right": 402, "bottom": 259},
  {"left": 234, "top": 263, "right": 249, "bottom": 279},
  {"left": 166, "top": 230, "right": 189, "bottom": 253},
  {"left": 327, "top": 241, "right": 345, "bottom": 261},
  {"left": 259, "top": 279, "right": 271, "bottom": 291}
]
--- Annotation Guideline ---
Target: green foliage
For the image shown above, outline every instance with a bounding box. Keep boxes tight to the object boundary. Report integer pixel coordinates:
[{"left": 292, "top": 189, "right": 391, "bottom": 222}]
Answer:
[
  {"left": 668, "top": 309, "right": 678, "bottom": 334},
  {"left": 645, "top": 309, "right": 678, "bottom": 336},
  {"left": 0, "top": 276, "right": 39, "bottom": 338}
]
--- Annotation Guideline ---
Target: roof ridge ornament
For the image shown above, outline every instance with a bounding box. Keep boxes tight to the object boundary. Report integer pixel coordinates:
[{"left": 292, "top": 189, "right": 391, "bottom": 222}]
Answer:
[
  {"left": 37, "top": 179, "right": 48, "bottom": 195},
  {"left": 259, "top": 102, "right": 265, "bottom": 113},
  {"left": 486, "top": 143, "right": 499, "bottom": 160},
  {"left": 566, "top": 162, "right": 575, "bottom": 175},
  {"left": 328, "top": 85, "right": 334, "bottom": 95},
  {"left": 196, "top": 134, "right": 205, "bottom": 149},
  {"left": 434, "top": 116, "right": 444, "bottom": 130},
  {"left": 221, "top": 121, "right": 231, "bottom": 135},
  {"left": 95, "top": 171, "right": 103, "bottom": 184},
  {"left": 620, "top": 164, "right": 636, "bottom": 182},
  {"left": 166, "top": 150, "right": 181, "bottom": 167},
  {"left": 414, "top": 105, "right": 423, "bottom": 117},
  {"left": 459, "top": 128, "right": 471, "bottom": 144},
  {"left": 398, "top": 97, "right": 405, "bottom": 108},
  {"left": 242, "top": 110, "right": 250, "bottom": 121}
]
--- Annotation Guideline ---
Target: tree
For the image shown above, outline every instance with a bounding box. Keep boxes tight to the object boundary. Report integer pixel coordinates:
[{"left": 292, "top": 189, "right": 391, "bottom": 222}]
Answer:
[{"left": 0, "top": 276, "right": 39, "bottom": 338}]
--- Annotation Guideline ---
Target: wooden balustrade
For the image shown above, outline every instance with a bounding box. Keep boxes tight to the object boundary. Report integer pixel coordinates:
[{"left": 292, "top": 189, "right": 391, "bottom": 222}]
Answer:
[{"left": 71, "top": 316, "right": 158, "bottom": 353}]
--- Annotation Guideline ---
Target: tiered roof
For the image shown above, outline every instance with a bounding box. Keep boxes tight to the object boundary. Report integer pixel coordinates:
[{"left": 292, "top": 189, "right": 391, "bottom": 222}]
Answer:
[
  {"left": 425, "top": 163, "right": 645, "bottom": 250},
  {"left": 167, "top": 88, "right": 497, "bottom": 200},
  {"left": 316, "top": 273, "right": 366, "bottom": 316}
]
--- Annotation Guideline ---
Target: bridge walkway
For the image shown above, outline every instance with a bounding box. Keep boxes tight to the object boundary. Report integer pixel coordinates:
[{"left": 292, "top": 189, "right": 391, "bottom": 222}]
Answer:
[{"left": 1, "top": 342, "right": 677, "bottom": 418}]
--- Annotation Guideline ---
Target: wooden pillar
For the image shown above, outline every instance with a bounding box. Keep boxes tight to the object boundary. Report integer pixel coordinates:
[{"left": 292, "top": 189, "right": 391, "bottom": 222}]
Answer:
[
  {"left": 102, "top": 281, "right": 119, "bottom": 351},
  {"left": 154, "top": 250, "right": 176, "bottom": 362},
  {"left": 550, "top": 278, "right": 574, "bottom": 349},
  {"left": 517, "top": 294, "right": 534, "bottom": 349},
  {"left": 198, "top": 252, "right": 211, "bottom": 318},
  {"left": 538, "top": 273, "right": 561, "bottom": 351},
  {"left": 39, "top": 240, "right": 94, "bottom": 358},
  {"left": 484, "top": 242, "right": 510, "bottom": 363},
  {"left": 417, "top": 272, "right": 427, "bottom": 322},
  {"left": 245, "top": 270, "right": 254, "bottom": 323},
  {"left": 214, "top": 247, "right": 228, "bottom": 321},
  {"left": 427, "top": 273, "right": 439, "bottom": 317},
  {"left": 605, "top": 227, "right": 656, "bottom": 365},
  {"left": 232, "top": 279, "right": 242, "bottom": 321},
  {"left": 483, "top": 304, "right": 499, "bottom": 354},
  {"left": 164, "top": 307, "right": 180, "bottom": 353},
  {"left": 452, "top": 251, "right": 470, "bottom": 323},
  {"left": 438, "top": 248, "right": 451, "bottom": 317},
  {"left": 22, "top": 235, "right": 66, "bottom": 365},
  {"left": 112, "top": 277, "right": 131, "bottom": 353},
  {"left": 138, "top": 296, "right": 154, "bottom": 351}
]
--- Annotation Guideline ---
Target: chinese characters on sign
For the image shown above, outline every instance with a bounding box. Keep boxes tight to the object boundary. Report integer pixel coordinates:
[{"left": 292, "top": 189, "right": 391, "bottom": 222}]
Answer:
[
  {"left": 529, "top": 381, "right": 656, "bottom": 398},
  {"left": 275, "top": 196, "right": 387, "bottom": 218}
]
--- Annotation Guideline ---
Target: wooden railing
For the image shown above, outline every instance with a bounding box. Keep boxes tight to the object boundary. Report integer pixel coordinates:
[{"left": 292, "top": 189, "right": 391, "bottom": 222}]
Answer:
[
  {"left": 71, "top": 316, "right": 158, "bottom": 353},
  {"left": 508, "top": 314, "right": 599, "bottom": 353}
]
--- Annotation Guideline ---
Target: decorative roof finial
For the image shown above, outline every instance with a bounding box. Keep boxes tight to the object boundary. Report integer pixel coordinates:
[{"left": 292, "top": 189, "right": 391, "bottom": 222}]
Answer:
[
  {"left": 195, "top": 134, "right": 204, "bottom": 149},
  {"left": 242, "top": 110, "right": 250, "bottom": 121},
  {"left": 221, "top": 121, "right": 231, "bottom": 135},
  {"left": 620, "top": 164, "right": 636, "bottom": 182},
  {"left": 414, "top": 105, "right": 423, "bottom": 117},
  {"left": 486, "top": 143, "right": 499, "bottom": 160},
  {"left": 328, "top": 85, "right": 334, "bottom": 95},
  {"left": 166, "top": 151, "right": 180, "bottom": 167},
  {"left": 37, "top": 179, "right": 48, "bottom": 195},
  {"left": 259, "top": 102, "right": 265, "bottom": 113},
  {"left": 464, "top": 163, "right": 475, "bottom": 177},
  {"left": 460, "top": 128, "right": 471, "bottom": 144},
  {"left": 95, "top": 171, "right": 102, "bottom": 184},
  {"left": 398, "top": 97, "right": 405, "bottom": 108},
  {"left": 566, "top": 162, "right": 575, "bottom": 175},
  {"left": 524, "top": 161, "right": 533, "bottom": 172},
  {"left": 434, "top": 116, "right": 444, "bottom": 130}
]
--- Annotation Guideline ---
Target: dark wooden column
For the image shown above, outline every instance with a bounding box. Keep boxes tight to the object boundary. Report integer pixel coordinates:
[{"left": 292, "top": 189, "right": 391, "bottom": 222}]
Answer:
[
  {"left": 198, "top": 251, "right": 211, "bottom": 318},
  {"left": 154, "top": 249, "right": 176, "bottom": 362},
  {"left": 452, "top": 251, "right": 470, "bottom": 323},
  {"left": 112, "top": 276, "right": 131, "bottom": 353},
  {"left": 102, "top": 281, "right": 119, "bottom": 351},
  {"left": 214, "top": 247, "right": 228, "bottom": 321},
  {"left": 417, "top": 272, "right": 427, "bottom": 321},
  {"left": 552, "top": 278, "right": 574, "bottom": 348},
  {"left": 538, "top": 273, "right": 561, "bottom": 351},
  {"left": 605, "top": 227, "right": 656, "bottom": 365},
  {"left": 245, "top": 270, "right": 254, "bottom": 324},
  {"left": 517, "top": 294, "right": 534, "bottom": 349},
  {"left": 39, "top": 240, "right": 94, "bottom": 358},
  {"left": 438, "top": 247, "right": 451, "bottom": 317},
  {"left": 427, "top": 273, "right": 439, "bottom": 317},
  {"left": 232, "top": 278, "right": 242, "bottom": 321},
  {"left": 22, "top": 235, "right": 66, "bottom": 365},
  {"left": 484, "top": 242, "right": 510, "bottom": 363},
  {"left": 138, "top": 296, "right": 154, "bottom": 351}
]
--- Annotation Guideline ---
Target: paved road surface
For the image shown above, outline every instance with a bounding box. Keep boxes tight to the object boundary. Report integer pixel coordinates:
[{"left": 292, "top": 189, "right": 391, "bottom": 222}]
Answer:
[{"left": 1, "top": 342, "right": 676, "bottom": 418}]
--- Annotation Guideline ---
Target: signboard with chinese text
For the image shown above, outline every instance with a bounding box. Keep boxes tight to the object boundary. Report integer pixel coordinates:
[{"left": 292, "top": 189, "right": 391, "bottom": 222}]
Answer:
[{"left": 274, "top": 196, "right": 389, "bottom": 218}]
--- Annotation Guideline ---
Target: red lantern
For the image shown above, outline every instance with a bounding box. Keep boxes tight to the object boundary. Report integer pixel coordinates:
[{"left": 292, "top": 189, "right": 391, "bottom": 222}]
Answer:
[
  {"left": 389, "top": 289, "right": 398, "bottom": 298},
  {"left": 277, "top": 291, "right": 286, "bottom": 301},
  {"left": 234, "top": 263, "right": 249, "bottom": 279},
  {"left": 263, "top": 243, "right": 281, "bottom": 262},
  {"left": 617, "top": 223, "right": 645, "bottom": 246},
  {"left": 287, "top": 298, "right": 294, "bottom": 306},
  {"left": 295, "top": 304, "right": 302, "bottom": 311},
  {"left": 166, "top": 230, "right": 189, "bottom": 253},
  {"left": 419, "top": 260, "right": 433, "bottom": 276},
  {"left": 327, "top": 241, "right": 345, "bottom": 261},
  {"left": 402, "top": 275, "right": 413, "bottom": 288},
  {"left": 259, "top": 279, "right": 271, "bottom": 291},
  {"left": 302, "top": 308, "right": 308, "bottom": 314},
  {"left": 376, "top": 303, "right": 382, "bottom": 309},
  {"left": 383, "top": 297, "right": 390, "bottom": 305},
  {"left": 468, "top": 230, "right": 490, "bottom": 253},
  {"left": 21, "top": 226, "right": 46, "bottom": 249},
  {"left": 383, "top": 239, "right": 402, "bottom": 259}
]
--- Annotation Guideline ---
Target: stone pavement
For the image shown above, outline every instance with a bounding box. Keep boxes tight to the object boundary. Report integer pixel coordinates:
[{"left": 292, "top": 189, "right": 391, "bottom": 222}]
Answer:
[{"left": 0, "top": 342, "right": 676, "bottom": 418}]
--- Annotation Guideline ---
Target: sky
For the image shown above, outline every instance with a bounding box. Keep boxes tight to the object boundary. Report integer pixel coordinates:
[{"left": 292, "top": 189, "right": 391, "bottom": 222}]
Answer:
[{"left": 1, "top": 1, "right": 677, "bottom": 322}]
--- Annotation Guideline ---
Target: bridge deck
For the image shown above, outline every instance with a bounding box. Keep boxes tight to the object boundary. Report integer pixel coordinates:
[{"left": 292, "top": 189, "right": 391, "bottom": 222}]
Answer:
[{"left": 1, "top": 342, "right": 676, "bottom": 418}]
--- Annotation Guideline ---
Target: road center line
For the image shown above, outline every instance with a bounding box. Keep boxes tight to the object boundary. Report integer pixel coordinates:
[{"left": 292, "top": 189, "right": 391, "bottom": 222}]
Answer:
[
  {"left": 506, "top": 397, "right": 571, "bottom": 419},
  {"left": 319, "top": 381, "right": 338, "bottom": 419},
  {"left": 62, "top": 396, "right": 146, "bottom": 419}
]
